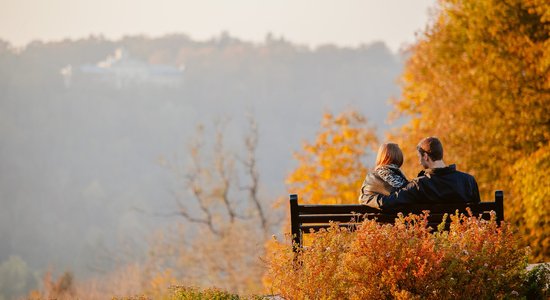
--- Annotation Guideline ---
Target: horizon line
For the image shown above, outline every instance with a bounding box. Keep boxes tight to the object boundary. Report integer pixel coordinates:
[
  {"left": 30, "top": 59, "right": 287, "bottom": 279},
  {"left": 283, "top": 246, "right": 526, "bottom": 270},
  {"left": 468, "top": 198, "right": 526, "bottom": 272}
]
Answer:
[{"left": 0, "top": 31, "right": 413, "bottom": 54}]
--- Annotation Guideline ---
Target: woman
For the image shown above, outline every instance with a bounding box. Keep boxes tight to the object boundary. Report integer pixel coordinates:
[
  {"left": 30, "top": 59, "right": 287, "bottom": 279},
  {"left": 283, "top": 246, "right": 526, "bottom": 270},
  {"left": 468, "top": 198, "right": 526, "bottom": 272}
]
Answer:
[{"left": 359, "top": 143, "right": 408, "bottom": 204}]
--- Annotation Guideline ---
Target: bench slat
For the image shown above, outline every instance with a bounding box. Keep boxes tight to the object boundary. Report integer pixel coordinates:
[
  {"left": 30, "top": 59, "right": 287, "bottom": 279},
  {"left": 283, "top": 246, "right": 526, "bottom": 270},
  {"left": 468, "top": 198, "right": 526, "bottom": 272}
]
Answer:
[
  {"left": 298, "top": 202, "right": 498, "bottom": 215},
  {"left": 301, "top": 222, "right": 453, "bottom": 233},
  {"left": 299, "top": 214, "right": 456, "bottom": 224},
  {"left": 298, "top": 205, "right": 379, "bottom": 214},
  {"left": 298, "top": 211, "right": 494, "bottom": 224},
  {"left": 298, "top": 213, "right": 494, "bottom": 226},
  {"left": 298, "top": 214, "right": 364, "bottom": 223},
  {"left": 290, "top": 191, "right": 504, "bottom": 252}
]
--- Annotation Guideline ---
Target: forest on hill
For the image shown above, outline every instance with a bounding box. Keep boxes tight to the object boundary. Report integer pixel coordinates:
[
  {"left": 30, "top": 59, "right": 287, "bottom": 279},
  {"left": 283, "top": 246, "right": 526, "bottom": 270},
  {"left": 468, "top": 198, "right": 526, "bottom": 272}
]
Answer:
[{"left": 0, "top": 33, "right": 402, "bottom": 289}]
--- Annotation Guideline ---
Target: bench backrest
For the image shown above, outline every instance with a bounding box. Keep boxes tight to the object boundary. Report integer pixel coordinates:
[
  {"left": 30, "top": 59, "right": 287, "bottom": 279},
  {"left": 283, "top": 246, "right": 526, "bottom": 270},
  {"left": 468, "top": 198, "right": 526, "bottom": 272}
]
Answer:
[{"left": 290, "top": 191, "right": 504, "bottom": 251}]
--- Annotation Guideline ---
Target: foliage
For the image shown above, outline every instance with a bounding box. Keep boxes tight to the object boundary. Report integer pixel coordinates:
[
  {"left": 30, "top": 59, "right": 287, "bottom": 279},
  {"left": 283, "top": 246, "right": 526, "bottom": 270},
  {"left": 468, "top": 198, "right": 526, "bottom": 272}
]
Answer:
[
  {"left": 112, "top": 285, "right": 267, "bottom": 300},
  {"left": 27, "top": 263, "right": 165, "bottom": 300},
  {"left": 28, "top": 271, "right": 75, "bottom": 300},
  {"left": 169, "top": 286, "right": 242, "bottom": 300},
  {"left": 390, "top": 0, "right": 549, "bottom": 261},
  {"left": 147, "top": 222, "right": 266, "bottom": 296},
  {"left": 0, "top": 256, "right": 38, "bottom": 300},
  {"left": 286, "top": 110, "right": 378, "bottom": 205},
  {"left": 511, "top": 143, "right": 550, "bottom": 262},
  {"left": 271, "top": 110, "right": 378, "bottom": 287},
  {"left": 151, "top": 118, "right": 269, "bottom": 295},
  {"left": 524, "top": 263, "right": 550, "bottom": 299},
  {"left": 0, "top": 34, "right": 400, "bottom": 280},
  {"left": 265, "top": 212, "right": 536, "bottom": 299}
]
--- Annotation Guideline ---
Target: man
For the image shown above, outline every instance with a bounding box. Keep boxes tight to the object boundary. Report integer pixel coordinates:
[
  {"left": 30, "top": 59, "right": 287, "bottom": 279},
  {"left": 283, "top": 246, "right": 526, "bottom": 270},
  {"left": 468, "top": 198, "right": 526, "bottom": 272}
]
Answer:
[{"left": 360, "top": 137, "right": 481, "bottom": 210}]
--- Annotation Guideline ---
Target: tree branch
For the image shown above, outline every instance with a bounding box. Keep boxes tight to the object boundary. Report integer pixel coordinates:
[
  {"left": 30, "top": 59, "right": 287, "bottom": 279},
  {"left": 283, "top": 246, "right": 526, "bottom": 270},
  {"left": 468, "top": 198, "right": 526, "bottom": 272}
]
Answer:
[
  {"left": 242, "top": 116, "right": 268, "bottom": 234},
  {"left": 213, "top": 122, "right": 237, "bottom": 224}
]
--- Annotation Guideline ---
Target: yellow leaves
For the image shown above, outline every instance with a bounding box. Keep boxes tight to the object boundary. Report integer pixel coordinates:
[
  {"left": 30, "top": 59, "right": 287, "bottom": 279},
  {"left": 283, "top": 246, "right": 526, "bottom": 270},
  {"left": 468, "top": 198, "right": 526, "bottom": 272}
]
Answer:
[
  {"left": 511, "top": 143, "right": 550, "bottom": 262},
  {"left": 148, "top": 268, "right": 178, "bottom": 296},
  {"left": 287, "top": 110, "right": 377, "bottom": 204},
  {"left": 391, "top": 0, "right": 549, "bottom": 261},
  {"left": 342, "top": 128, "right": 355, "bottom": 139},
  {"left": 267, "top": 213, "right": 528, "bottom": 299}
]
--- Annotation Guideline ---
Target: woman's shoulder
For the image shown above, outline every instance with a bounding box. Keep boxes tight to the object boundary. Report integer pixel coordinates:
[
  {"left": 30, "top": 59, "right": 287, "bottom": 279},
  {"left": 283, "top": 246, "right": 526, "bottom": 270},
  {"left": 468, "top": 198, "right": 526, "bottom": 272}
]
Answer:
[
  {"left": 375, "top": 164, "right": 408, "bottom": 188},
  {"left": 362, "top": 171, "right": 391, "bottom": 196}
]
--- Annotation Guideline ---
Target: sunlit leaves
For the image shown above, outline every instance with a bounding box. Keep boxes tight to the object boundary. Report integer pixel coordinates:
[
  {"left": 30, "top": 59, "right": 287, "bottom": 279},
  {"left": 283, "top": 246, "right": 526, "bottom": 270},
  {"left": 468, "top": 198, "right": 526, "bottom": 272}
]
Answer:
[
  {"left": 286, "top": 111, "right": 378, "bottom": 204},
  {"left": 511, "top": 143, "right": 550, "bottom": 262},
  {"left": 266, "top": 213, "right": 530, "bottom": 299},
  {"left": 391, "top": 0, "right": 549, "bottom": 261}
]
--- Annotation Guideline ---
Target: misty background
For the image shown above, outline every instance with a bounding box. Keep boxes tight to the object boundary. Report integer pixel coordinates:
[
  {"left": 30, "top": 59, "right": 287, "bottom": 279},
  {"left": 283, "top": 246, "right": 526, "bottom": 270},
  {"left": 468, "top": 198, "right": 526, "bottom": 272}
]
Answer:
[{"left": 0, "top": 33, "right": 403, "bottom": 280}]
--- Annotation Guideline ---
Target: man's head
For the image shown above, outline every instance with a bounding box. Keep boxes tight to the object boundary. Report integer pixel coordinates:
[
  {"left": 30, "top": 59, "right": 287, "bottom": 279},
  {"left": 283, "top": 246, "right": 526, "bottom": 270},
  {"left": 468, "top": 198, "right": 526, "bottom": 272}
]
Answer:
[{"left": 416, "top": 137, "right": 444, "bottom": 169}]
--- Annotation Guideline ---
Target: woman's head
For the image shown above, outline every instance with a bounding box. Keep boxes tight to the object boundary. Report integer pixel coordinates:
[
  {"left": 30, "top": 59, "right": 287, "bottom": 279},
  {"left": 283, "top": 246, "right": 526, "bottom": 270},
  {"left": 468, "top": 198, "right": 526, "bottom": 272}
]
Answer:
[{"left": 375, "top": 143, "right": 404, "bottom": 167}]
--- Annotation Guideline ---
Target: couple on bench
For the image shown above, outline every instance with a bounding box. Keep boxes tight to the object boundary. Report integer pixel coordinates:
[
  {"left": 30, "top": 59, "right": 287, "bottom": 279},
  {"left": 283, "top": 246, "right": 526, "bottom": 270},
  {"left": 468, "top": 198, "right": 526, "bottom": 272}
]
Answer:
[{"left": 359, "top": 137, "right": 481, "bottom": 210}]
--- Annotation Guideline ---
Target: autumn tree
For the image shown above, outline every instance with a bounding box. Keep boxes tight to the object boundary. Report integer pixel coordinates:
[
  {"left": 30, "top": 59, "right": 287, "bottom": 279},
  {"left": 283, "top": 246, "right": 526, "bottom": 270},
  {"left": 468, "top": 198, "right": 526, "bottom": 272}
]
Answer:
[
  {"left": 390, "top": 0, "right": 549, "bottom": 261},
  {"left": 263, "top": 110, "right": 378, "bottom": 290},
  {"left": 151, "top": 116, "right": 273, "bottom": 295},
  {"left": 286, "top": 110, "right": 378, "bottom": 204},
  {"left": 0, "top": 256, "right": 38, "bottom": 300},
  {"left": 28, "top": 271, "right": 75, "bottom": 300}
]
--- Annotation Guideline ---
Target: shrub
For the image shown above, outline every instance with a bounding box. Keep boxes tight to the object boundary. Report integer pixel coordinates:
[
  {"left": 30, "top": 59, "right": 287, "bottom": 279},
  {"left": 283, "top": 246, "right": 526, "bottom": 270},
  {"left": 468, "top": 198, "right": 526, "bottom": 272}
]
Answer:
[
  {"left": 112, "top": 285, "right": 267, "bottom": 300},
  {"left": 169, "top": 286, "right": 241, "bottom": 299},
  {"left": 524, "top": 264, "right": 550, "bottom": 299},
  {"left": 266, "top": 212, "right": 536, "bottom": 299}
]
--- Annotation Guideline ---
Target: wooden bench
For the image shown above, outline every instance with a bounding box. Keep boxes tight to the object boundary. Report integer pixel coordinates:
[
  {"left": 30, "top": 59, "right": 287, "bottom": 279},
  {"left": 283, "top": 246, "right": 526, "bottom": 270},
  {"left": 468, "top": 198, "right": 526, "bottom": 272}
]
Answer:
[{"left": 289, "top": 191, "right": 504, "bottom": 252}]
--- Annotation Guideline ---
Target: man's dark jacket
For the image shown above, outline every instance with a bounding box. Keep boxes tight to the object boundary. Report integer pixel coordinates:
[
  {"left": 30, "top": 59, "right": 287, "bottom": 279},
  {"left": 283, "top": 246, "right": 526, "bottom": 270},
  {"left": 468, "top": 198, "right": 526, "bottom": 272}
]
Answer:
[{"left": 361, "top": 164, "right": 481, "bottom": 210}]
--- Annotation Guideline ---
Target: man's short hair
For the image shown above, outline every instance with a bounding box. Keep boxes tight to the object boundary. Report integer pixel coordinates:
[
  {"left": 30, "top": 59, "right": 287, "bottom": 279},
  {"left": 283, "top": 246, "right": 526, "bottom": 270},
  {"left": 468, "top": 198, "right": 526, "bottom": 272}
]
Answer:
[{"left": 417, "top": 137, "right": 444, "bottom": 161}]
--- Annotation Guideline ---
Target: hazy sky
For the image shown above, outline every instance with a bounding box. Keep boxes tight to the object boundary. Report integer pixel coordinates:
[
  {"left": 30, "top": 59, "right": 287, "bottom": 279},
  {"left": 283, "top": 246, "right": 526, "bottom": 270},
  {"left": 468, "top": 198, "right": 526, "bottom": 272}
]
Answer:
[{"left": 0, "top": 0, "right": 436, "bottom": 52}]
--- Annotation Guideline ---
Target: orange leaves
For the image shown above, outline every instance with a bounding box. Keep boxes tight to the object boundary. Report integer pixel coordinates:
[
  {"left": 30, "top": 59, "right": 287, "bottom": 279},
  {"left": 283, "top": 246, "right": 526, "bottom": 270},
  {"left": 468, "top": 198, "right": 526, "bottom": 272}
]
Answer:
[
  {"left": 286, "top": 110, "right": 378, "bottom": 204},
  {"left": 391, "top": 0, "right": 549, "bottom": 261},
  {"left": 147, "top": 268, "right": 178, "bottom": 298},
  {"left": 510, "top": 142, "right": 550, "bottom": 262},
  {"left": 266, "top": 213, "right": 530, "bottom": 299}
]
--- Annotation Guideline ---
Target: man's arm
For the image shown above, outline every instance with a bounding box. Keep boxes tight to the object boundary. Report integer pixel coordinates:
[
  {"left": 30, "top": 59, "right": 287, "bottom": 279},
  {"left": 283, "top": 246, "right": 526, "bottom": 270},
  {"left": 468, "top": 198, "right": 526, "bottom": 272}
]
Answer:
[{"left": 377, "top": 179, "right": 424, "bottom": 210}]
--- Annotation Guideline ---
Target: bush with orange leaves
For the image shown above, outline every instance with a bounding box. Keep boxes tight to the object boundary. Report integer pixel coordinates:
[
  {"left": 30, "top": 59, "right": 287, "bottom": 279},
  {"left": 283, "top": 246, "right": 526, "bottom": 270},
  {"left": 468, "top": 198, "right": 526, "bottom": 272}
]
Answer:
[{"left": 266, "top": 211, "right": 537, "bottom": 299}]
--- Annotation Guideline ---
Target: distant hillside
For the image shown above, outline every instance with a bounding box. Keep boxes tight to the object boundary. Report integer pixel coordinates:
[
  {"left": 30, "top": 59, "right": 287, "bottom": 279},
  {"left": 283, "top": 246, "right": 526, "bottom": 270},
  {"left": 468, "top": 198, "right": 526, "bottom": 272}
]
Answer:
[{"left": 0, "top": 33, "right": 403, "bottom": 277}]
